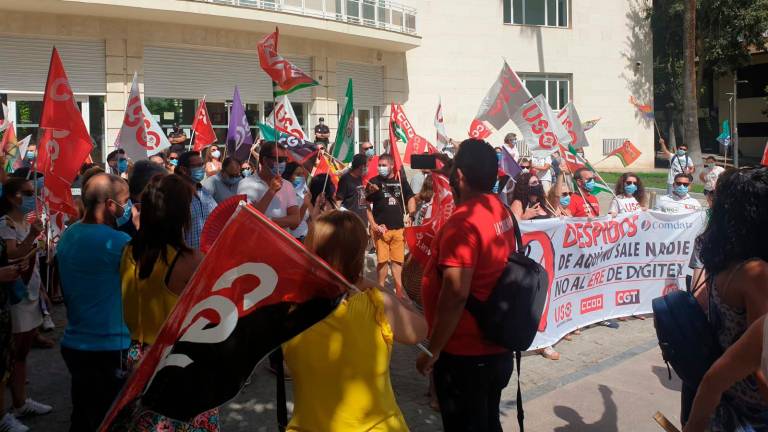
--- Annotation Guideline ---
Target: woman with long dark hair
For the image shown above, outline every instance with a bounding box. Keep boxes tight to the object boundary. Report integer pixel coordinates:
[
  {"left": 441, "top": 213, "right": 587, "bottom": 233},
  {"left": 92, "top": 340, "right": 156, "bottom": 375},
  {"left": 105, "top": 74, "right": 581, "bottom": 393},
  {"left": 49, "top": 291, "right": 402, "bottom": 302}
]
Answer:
[
  {"left": 119, "top": 175, "right": 218, "bottom": 431},
  {"left": 510, "top": 172, "right": 554, "bottom": 220},
  {"left": 0, "top": 177, "right": 52, "bottom": 429},
  {"left": 609, "top": 172, "right": 646, "bottom": 216},
  {"left": 683, "top": 167, "right": 768, "bottom": 431}
]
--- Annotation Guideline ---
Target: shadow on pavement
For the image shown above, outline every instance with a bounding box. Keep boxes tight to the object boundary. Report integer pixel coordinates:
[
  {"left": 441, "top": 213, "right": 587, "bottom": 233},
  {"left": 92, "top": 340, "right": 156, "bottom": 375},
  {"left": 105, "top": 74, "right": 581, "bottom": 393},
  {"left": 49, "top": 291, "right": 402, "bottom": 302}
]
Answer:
[
  {"left": 552, "top": 384, "right": 618, "bottom": 432},
  {"left": 651, "top": 365, "right": 682, "bottom": 392}
]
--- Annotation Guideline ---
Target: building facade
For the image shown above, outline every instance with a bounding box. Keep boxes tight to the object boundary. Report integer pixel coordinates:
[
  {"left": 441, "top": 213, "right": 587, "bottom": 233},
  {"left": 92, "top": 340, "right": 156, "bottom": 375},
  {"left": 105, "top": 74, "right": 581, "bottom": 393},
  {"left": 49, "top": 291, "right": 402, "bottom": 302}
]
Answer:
[{"left": 0, "top": 0, "right": 653, "bottom": 170}]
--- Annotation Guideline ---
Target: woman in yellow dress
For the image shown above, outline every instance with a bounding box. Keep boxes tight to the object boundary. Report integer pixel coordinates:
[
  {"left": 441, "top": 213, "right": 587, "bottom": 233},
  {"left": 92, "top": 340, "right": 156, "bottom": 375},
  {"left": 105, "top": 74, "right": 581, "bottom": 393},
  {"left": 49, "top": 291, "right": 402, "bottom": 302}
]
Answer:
[{"left": 283, "top": 210, "right": 428, "bottom": 431}]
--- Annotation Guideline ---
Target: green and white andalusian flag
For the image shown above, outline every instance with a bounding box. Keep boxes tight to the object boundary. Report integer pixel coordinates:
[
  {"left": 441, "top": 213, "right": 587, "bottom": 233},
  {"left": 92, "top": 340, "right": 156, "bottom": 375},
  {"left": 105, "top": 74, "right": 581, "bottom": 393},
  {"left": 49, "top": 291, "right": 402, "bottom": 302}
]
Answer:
[{"left": 332, "top": 79, "right": 355, "bottom": 163}]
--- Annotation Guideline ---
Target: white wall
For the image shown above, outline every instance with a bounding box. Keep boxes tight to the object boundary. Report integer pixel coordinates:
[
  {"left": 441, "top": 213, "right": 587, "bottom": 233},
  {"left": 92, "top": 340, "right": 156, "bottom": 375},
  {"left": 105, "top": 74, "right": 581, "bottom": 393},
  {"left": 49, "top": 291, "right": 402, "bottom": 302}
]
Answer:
[{"left": 400, "top": 0, "right": 655, "bottom": 170}]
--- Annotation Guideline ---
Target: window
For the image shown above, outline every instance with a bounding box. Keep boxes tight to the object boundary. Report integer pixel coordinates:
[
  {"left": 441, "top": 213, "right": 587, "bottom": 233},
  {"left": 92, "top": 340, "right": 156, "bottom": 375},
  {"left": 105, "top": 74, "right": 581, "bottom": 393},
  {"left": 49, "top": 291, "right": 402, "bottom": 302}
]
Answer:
[
  {"left": 736, "top": 63, "right": 768, "bottom": 99},
  {"left": 503, "top": 0, "right": 568, "bottom": 27},
  {"left": 519, "top": 74, "right": 571, "bottom": 110}
]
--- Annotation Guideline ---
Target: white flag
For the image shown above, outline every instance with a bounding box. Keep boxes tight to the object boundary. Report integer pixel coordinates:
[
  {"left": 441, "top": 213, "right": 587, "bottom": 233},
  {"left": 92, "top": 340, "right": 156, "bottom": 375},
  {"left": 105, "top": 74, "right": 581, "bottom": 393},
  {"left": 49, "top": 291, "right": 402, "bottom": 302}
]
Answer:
[
  {"left": 17, "top": 135, "right": 32, "bottom": 160},
  {"left": 512, "top": 94, "right": 564, "bottom": 154},
  {"left": 435, "top": 98, "right": 449, "bottom": 149},
  {"left": 557, "top": 102, "right": 590, "bottom": 148},
  {"left": 475, "top": 61, "right": 532, "bottom": 130},
  {"left": 117, "top": 73, "right": 170, "bottom": 160},
  {"left": 266, "top": 95, "right": 306, "bottom": 140}
]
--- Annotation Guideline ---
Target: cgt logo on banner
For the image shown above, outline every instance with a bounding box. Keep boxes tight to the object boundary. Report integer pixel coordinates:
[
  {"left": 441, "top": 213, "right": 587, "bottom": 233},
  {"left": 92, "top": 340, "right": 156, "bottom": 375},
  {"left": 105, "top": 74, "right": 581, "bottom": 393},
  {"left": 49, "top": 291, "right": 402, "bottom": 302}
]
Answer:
[{"left": 519, "top": 210, "right": 707, "bottom": 350}]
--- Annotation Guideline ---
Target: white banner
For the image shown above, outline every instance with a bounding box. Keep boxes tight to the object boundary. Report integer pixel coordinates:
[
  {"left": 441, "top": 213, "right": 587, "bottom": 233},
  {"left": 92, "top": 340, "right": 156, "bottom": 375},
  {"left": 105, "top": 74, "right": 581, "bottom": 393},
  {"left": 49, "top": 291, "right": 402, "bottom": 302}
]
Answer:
[{"left": 521, "top": 210, "right": 707, "bottom": 350}]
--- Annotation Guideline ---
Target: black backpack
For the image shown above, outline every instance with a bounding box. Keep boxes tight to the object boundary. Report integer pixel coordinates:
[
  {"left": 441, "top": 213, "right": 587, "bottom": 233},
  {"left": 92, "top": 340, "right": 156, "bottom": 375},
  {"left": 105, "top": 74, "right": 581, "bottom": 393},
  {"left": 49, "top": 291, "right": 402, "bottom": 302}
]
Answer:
[{"left": 464, "top": 211, "right": 549, "bottom": 432}]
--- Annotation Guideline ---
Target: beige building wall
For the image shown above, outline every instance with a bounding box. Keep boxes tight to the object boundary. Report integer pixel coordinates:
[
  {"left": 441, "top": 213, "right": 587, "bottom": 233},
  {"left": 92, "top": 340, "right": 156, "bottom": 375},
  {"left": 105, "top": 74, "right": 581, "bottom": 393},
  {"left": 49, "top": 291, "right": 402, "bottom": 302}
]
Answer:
[{"left": 400, "top": 0, "right": 655, "bottom": 171}]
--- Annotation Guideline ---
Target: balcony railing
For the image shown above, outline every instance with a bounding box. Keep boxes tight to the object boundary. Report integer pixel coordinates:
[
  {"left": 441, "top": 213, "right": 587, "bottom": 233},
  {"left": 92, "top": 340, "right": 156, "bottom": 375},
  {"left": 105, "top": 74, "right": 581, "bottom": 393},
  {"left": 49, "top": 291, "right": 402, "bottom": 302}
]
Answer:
[{"left": 188, "top": 0, "right": 417, "bottom": 35}]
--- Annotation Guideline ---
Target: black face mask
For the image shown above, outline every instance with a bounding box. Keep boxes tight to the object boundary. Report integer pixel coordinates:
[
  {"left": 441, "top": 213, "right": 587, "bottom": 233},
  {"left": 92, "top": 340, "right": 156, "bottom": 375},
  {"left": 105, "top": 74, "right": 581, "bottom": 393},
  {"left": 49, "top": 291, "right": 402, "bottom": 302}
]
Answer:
[
  {"left": 449, "top": 168, "right": 461, "bottom": 204},
  {"left": 530, "top": 184, "right": 544, "bottom": 196}
]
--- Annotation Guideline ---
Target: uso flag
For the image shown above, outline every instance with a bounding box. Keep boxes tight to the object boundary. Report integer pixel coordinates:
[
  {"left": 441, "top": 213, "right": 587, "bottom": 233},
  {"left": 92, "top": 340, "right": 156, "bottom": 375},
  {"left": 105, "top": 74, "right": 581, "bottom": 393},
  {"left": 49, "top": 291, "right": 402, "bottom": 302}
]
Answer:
[{"left": 100, "top": 204, "right": 351, "bottom": 430}]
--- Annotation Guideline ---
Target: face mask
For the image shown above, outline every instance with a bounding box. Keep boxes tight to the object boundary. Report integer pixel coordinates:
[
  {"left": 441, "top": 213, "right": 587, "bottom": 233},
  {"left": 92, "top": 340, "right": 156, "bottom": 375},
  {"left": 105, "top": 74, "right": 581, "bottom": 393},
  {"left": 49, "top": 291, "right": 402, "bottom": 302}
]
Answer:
[
  {"left": 378, "top": 166, "right": 390, "bottom": 177},
  {"left": 191, "top": 167, "right": 205, "bottom": 183},
  {"left": 292, "top": 177, "right": 305, "bottom": 190},
  {"left": 521, "top": 168, "right": 530, "bottom": 174},
  {"left": 365, "top": 148, "right": 375, "bottom": 158},
  {"left": 677, "top": 149, "right": 687, "bottom": 157},
  {"left": 270, "top": 162, "right": 286, "bottom": 177},
  {"left": 624, "top": 184, "right": 638, "bottom": 195},
  {"left": 583, "top": 179, "right": 596, "bottom": 192},
  {"left": 25, "top": 151, "right": 35, "bottom": 160},
  {"left": 674, "top": 184, "right": 689, "bottom": 197},
  {"left": 496, "top": 153, "right": 502, "bottom": 162},
  {"left": 241, "top": 169, "right": 252, "bottom": 177},
  {"left": 223, "top": 176, "right": 240, "bottom": 186},
  {"left": 170, "top": 159, "right": 179, "bottom": 167},
  {"left": 117, "top": 159, "right": 128, "bottom": 173},
  {"left": 211, "top": 150, "right": 221, "bottom": 159},
  {"left": 115, "top": 199, "right": 133, "bottom": 227},
  {"left": 530, "top": 184, "right": 544, "bottom": 196},
  {"left": 560, "top": 195, "right": 571, "bottom": 207},
  {"left": 20, "top": 195, "right": 36, "bottom": 215}
]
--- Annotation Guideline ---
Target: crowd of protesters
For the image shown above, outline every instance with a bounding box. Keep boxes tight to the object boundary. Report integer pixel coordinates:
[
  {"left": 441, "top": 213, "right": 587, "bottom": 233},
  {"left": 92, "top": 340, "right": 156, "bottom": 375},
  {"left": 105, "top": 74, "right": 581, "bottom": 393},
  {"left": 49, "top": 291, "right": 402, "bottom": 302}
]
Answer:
[{"left": 0, "top": 120, "right": 764, "bottom": 432}]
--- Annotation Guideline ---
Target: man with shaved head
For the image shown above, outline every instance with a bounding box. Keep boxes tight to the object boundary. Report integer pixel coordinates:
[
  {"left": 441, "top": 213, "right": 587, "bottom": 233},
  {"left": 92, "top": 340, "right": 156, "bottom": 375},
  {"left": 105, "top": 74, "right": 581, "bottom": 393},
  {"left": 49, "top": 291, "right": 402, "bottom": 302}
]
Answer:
[{"left": 56, "top": 173, "right": 133, "bottom": 431}]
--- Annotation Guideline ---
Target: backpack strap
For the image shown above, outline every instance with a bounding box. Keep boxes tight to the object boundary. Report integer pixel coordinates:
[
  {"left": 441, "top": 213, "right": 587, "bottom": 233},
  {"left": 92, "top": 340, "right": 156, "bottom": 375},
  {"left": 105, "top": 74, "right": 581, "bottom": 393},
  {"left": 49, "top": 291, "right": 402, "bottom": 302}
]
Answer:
[
  {"left": 501, "top": 201, "right": 525, "bottom": 255},
  {"left": 275, "top": 348, "right": 288, "bottom": 431},
  {"left": 515, "top": 351, "right": 525, "bottom": 432}
]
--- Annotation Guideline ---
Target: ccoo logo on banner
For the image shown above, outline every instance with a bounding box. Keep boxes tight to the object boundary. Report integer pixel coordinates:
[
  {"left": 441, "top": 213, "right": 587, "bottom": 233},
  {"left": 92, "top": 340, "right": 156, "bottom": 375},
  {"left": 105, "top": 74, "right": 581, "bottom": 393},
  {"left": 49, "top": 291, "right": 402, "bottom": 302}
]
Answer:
[{"left": 519, "top": 210, "right": 707, "bottom": 350}]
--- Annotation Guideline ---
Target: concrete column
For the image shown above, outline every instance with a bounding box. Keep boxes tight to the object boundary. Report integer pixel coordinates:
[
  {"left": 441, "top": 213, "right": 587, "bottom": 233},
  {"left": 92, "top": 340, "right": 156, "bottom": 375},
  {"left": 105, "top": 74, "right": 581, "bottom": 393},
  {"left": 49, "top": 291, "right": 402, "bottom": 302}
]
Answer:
[{"left": 382, "top": 52, "right": 407, "bottom": 153}]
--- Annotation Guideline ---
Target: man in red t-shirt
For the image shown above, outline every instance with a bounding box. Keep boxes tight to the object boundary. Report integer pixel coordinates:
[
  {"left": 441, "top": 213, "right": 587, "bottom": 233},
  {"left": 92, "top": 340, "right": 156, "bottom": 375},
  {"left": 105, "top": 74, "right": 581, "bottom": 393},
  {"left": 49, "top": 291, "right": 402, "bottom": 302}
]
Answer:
[
  {"left": 417, "top": 139, "right": 516, "bottom": 432},
  {"left": 568, "top": 167, "right": 600, "bottom": 217}
]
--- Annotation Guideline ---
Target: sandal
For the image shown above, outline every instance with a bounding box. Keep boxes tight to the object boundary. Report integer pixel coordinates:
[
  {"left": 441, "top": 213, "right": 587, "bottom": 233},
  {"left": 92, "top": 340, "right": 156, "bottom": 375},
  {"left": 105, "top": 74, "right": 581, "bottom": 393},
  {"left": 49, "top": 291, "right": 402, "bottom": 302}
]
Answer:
[{"left": 537, "top": 346, "right": 560, "bottom": 360}]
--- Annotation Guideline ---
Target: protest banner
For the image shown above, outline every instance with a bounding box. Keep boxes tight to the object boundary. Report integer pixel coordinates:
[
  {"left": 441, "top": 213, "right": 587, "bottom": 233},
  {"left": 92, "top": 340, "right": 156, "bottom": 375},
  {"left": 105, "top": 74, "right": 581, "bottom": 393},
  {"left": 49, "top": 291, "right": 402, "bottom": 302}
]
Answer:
[
  {"left": 100, "top": 203, "right": 351, "bottom": 431},
  {"left": 520, "top": 210, "right": 707, "bottom": 350}
]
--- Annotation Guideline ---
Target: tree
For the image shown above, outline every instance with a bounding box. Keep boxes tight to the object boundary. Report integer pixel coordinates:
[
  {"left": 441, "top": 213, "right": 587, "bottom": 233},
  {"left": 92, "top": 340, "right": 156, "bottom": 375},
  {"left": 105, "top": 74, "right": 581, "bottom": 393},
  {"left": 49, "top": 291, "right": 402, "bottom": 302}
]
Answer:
[{"left": 682, "top": 0, "right": 701, "bottom": 162}]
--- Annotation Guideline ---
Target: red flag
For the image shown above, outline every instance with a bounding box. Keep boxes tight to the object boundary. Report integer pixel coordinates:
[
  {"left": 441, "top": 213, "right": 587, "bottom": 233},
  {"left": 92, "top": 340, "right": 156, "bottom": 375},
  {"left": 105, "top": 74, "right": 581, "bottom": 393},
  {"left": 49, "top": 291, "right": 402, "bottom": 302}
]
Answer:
[
  {"left": 257, "top": 28, "right": 318, "bottom": 96},
  {"left": 314, "top": 154, "right": 340, "bottom": 188},
  {"left": 363, "top": 155, "right": 379, "bottom": 185},
  {"left": 191, "top": 97, "right": 217, "bottom": 152},
  {"left": 0, "top": 122, "right": 16, "bottom": 155},
  {"left": 468, "top": 118, "right": 492, "bottom": 140},
  {"left": 391, "top": 104, "right": 433, "bottom": 164},
  {"left": 761, "top": 141, "right": 768, "bottom": 167},
  {"left": 404, "top": 174, "right": 455, "bottom": 266},
  {"left": 608, "top": 140, "right": 642, "bottom": 167},
  {"left": 38, "top": 48, "right": 93, "bottom": 183},
  {"left": 41, "top": 171, "right": 78, "bottom": 218},
  {"left": 558, "top": 142, "right": 585, "bottom": 174},
  {"left": 100, "top": 204, "right": 350, "bottom": 430}
]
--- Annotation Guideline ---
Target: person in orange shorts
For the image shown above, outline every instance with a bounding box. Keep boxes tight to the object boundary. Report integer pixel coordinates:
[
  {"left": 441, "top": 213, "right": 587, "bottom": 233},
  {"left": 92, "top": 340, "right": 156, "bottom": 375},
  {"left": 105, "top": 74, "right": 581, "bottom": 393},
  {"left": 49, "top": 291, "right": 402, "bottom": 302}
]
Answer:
[{"left": 365, "top": 154, "right": 416, "bottom": 296}]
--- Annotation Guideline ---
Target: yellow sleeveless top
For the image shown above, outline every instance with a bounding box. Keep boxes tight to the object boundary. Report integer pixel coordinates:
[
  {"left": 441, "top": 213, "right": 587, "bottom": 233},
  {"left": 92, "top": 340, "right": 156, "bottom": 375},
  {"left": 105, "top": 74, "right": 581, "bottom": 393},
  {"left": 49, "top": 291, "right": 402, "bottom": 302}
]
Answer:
[
  {"left": 120, "top": 245, "right": 180, "bottom": 345},
  {"left": 282, "top": 289, "right": 408, "bottom": 431}
]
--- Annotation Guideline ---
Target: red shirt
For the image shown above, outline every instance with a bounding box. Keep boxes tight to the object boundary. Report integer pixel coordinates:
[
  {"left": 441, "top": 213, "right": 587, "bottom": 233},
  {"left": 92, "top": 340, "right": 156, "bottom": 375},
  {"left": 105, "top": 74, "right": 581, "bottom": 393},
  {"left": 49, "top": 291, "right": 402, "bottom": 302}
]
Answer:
[
  {"left": 568, "top": 192, "right": 600, "bottom": 217},
  {"left": 421, "top": 194, "right": 515, "bottom": 356}
]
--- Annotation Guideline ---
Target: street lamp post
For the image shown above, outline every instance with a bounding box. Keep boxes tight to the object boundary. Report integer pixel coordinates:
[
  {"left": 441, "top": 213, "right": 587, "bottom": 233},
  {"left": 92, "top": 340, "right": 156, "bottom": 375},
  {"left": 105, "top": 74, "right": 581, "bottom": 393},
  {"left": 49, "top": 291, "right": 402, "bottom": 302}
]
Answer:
[{"left": 732, "top": 73, "right": 749, "bottom": 168}]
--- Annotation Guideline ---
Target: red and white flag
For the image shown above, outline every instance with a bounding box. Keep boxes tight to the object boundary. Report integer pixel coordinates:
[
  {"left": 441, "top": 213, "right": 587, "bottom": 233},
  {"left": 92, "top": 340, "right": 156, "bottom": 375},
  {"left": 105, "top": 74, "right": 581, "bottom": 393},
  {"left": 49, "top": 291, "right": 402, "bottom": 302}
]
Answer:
[
  {"left": 404, "top": 174, "right": 455, "bottom": 266},
  {"left": 391, "top": 104, "right": 437, "bottom": 164},
  {"left": 100, "top": 204, "right": 350, "bottom": 431},
  {"left": 0, "top": 121, "right": 16, "bottom": 156},
  {"left": 117, "top": 73, "right": 170, "bottom": 161},
  {"left": 511, "top": 95, "right": 562, "bottom": 154},
  {"left": 266, "top": 95, "right": 306, "bottom": 140},
  {"left": 192, "top": 97, "right": 217, "bottom": 151},
  {"left": 557, "top": 102, "right": 590, "bottom": 148},
  {"left": 257, "top": 28, "right": 318, "bottom": 96},
  {"left": 468, "top": 118, "right": 493, "bottom": 140},
  {"left": 38, "top": 48, "right": 93, "bottom": 218},
  {"left": 434, "top": 98, "right": 449, "bottom": 149},
  {"left": 474, "top": 61, "right": 531, "bottom": 131},
  {"left": 760, "top": 140, "right": 768, "bottom": 167}
]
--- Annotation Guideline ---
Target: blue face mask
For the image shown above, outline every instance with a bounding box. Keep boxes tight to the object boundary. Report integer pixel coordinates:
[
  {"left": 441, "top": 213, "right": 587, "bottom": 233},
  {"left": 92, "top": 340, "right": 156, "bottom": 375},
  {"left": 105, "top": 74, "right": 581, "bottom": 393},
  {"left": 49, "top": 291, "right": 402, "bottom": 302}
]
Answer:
[
  {"left": 191, "top": 167, "right": 205, "bottom": 183},
  {"left": 677, "top": 149, "right": 687, "bottom": 157},
  {"left": 223, "top": 176, "right": 240, "bottom": 186},
  {"left": 211, "top": 150, "right": 221, "bottom": 159},
  {"left": 20, "top": 195, "right": 36, "bottom": 215},
  {"left": 624, "top": 183, "right": 638, "bottom": 195},
  {"left": 496, "top": 153, "right": 502, "bottom": 162},
  {"left": 365, "top": 148, "right": 375, "bottom": 158},
  {"left": 241, "top": 169, "right": 252, "bottom": 177},
  {"left": 170, "top": 159, "right": 179, "bottom": 167},
  {"left": 115, "top": 199, "right": 133, "bottom": 227},
  {"left": 117, "top": 159, "right": 128, "bottom": 173},
  {"left": 292, "top": 177, "right": 305, "bottom": 190},
  {"left": 378, "top": 166, "right": 390, "bottom": 177},
  {"left": 584, "top": 179, "right": 596, "bottom": 192},
  {"left": 270, "top": 162, "right": 286, "bottom": 177},
  {"left": 560, "top": 195, "right": 571, "bottom": 207},
  {"left": 25, "top": 151, "right": 35, "bottom": 160},
  {"left": 674, "top": 184, "right": 689, "bottom": 197}
]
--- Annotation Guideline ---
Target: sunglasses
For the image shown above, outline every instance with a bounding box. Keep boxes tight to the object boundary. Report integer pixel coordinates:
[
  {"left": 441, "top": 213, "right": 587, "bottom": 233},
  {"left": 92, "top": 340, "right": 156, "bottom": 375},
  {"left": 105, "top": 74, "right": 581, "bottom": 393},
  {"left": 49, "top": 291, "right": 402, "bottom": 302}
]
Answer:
[
  {"left": 674, "top": 181, "right": 690, "bottom": 186},
  {"left": 169, "top": 157, "right": 178, "bottom": 161},
  {"left": 19, "top": 191, "right": 34, "bottom": 197},
  {"left": 625, "top": 181, "right": 637, "bottom": 185},
  {"left": 529, "top": 181, "right": 540, "bottom": 186},
  {"left": 363, "top": 146, "right": 373, "bottom": 151},
  {"left": 520, "top": 166, "right": 531, "bottom": 170}
]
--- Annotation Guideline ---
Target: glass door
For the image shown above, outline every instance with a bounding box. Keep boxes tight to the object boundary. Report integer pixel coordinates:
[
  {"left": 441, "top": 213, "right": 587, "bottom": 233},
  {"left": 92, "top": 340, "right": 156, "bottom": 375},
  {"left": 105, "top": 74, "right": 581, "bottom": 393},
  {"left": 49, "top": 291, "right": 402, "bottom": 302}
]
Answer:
[{"left": 7, "top": 94, "right": 89, "bottom": 143}]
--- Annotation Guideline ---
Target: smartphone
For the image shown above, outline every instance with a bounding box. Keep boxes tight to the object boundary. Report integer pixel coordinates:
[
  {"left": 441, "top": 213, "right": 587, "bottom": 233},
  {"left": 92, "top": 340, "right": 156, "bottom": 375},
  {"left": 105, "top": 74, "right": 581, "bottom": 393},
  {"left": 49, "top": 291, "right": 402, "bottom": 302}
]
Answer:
[{"left": 410, "top": 154, "right": 438, "bottom": 170}]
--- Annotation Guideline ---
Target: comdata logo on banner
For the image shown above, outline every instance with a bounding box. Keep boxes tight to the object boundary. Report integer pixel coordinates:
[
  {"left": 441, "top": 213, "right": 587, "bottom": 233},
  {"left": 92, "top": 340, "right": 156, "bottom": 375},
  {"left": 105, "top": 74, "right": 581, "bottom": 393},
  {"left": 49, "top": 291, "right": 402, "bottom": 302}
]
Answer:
[
  {"left": 615, "top": 289, "right": 640, "bottom": 306},
  {"left": 580, "top": 294, "right": 604, "bottom": 314}
]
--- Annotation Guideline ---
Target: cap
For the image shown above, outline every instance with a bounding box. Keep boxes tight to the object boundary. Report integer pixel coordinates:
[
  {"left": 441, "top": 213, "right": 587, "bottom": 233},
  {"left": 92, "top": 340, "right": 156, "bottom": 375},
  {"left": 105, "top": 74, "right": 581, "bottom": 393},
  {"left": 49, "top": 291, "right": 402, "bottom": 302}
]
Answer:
[{"left": 351, "top": 153, "right": 367, "bottom": 170}]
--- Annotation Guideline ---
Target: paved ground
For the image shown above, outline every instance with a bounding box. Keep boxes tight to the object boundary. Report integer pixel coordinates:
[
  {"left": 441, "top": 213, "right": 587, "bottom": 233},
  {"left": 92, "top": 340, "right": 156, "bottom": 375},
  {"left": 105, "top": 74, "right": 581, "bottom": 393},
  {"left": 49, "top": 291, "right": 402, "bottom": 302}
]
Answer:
[{"left": 21, "top": 307, "right": 682, "bottom": 432}]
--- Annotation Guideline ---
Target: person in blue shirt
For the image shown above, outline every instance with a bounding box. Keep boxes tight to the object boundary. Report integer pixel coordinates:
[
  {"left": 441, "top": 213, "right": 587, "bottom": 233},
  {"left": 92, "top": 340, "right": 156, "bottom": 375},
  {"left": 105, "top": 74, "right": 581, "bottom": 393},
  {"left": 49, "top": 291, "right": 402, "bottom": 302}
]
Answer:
[{"left": 57, "top": 173, "right": 132, "bottom": 432}]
